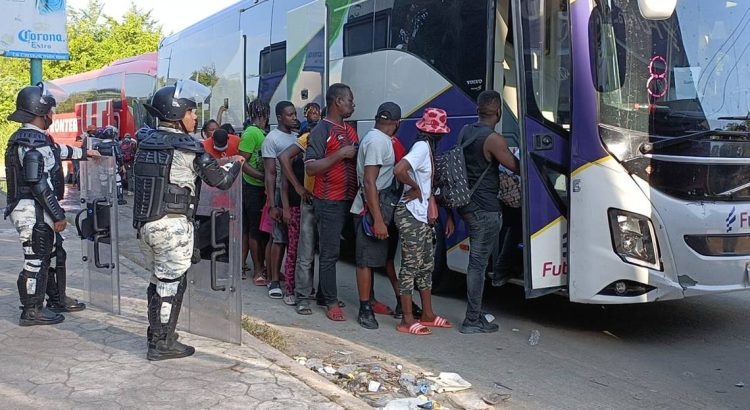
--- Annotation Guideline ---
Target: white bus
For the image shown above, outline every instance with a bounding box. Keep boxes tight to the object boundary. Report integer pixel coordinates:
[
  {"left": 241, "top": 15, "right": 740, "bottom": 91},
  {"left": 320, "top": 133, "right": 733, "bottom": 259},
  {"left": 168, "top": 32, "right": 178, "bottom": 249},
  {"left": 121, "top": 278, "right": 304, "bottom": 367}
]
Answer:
[{"left": 158, "top": 0, "right": 750, "bottom": 303}]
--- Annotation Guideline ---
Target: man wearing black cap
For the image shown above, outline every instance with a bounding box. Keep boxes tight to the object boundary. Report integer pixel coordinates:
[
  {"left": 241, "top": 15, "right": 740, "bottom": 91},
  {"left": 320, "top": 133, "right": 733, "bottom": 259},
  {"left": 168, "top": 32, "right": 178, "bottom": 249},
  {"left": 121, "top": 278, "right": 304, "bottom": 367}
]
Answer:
[
  {"left": 202, "top": 128, "right": 241, "bottom": 159},
  {"left": 349, "top": 102, "right": 403, "bottom": 329}
]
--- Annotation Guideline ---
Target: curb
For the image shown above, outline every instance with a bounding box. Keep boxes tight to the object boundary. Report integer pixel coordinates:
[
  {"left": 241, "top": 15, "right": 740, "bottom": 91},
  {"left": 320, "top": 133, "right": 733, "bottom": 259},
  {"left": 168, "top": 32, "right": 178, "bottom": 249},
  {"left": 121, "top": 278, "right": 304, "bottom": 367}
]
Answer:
[{"left": 241, "top": 329, "right": 374, "bottom": 410}]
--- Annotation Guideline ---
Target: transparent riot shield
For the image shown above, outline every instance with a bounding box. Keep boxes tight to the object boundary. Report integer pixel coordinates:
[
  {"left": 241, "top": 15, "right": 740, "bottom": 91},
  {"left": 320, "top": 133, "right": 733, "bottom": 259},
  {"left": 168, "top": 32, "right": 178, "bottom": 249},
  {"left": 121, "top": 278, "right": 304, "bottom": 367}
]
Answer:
[
  {"left": 180, "top": 176, "right": 243, "bottom": 344},
  {"left": 78, "top": 153, "right": 121, "bottom": 314}
]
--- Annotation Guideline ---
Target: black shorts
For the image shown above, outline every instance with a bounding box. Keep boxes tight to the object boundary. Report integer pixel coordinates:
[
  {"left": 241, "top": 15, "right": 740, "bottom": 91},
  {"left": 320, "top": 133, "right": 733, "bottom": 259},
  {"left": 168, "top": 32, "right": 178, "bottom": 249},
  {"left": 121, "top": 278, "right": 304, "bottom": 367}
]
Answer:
[
  {"left": 243, "top": 182, "right": 267, "bottom": 240},
  {"left": 355, "top": 215, "right": 398, "bottom": 268}
]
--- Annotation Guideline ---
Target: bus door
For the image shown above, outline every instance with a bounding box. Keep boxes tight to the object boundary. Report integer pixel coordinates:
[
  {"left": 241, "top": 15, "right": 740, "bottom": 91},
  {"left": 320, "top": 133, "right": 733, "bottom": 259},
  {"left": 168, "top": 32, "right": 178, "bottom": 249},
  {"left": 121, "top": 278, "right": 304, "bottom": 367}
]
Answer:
[
  {"left": 76, "top": 100, "right": 114, "bottom": 132},
  {"left": 513, "top": 0, "right": 572, "bottom": 297},
  {"left": 286, "top": 0, "right": 326, "bottom": 112}
]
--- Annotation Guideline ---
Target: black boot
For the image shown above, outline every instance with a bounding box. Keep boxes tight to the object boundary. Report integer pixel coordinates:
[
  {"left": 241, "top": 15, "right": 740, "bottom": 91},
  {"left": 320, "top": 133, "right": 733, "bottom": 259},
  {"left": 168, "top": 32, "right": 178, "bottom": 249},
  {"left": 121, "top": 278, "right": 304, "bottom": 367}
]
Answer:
[
  {"left": 147, "top": 277, "right": 194, "bottom": 361},
  {"left": 19, "top": 305, "right": 64, "bottom": 326},
  {"left": 47, "top": 296, "right": 86, "bottom": 313},
  {"left": 46, "top": 240, "right": 86, "bottom": 313},
  {"left": 146, "top": 283, "right": 178, "bottom": 346},
  {"left": 46, "top": 268, "right": 86, "bottom": 312},
  {"left": 18, "top": 267, "right": 63, "bottom": 326}
]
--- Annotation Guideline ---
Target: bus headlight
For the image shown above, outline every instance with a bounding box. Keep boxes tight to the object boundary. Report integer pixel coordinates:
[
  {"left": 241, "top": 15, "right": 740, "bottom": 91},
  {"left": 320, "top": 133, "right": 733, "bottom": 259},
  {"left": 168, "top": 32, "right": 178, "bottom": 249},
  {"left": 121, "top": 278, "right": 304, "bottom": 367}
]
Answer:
[{"left": 607, "top": 209, "right": 662, "bottom": 271}]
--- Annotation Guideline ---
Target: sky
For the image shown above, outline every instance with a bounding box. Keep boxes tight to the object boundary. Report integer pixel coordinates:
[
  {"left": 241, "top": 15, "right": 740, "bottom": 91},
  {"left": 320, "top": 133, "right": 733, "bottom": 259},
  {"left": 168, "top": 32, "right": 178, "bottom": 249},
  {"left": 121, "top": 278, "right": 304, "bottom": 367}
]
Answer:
[{"left": 66, "top": 0, "right": 240, "bottom": 35}]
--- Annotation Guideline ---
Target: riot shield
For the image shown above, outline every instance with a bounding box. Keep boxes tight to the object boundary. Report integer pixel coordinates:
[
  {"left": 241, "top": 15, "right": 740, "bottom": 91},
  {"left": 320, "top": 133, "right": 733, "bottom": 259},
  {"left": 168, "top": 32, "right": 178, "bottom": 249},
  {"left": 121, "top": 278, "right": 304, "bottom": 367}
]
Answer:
[
  {"left": 180, "top": 176, "right": 243, "bottom": 344},
  {"left": 77, "top": 152, "right": 121, "bottom": 314}
]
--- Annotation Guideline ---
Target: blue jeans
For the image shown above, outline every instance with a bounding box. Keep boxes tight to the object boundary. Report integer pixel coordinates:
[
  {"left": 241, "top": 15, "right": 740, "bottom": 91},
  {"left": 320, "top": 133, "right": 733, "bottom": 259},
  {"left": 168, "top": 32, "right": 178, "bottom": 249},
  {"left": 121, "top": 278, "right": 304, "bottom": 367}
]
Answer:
[
  {"left": 461, "top": 210, "right": 501, "bottom": 320},
  {"left": 294, "top": 201, "right": 317, "bottom": 301},
  {"left": 313, "top": 198, "right": 351, "bottom": 306}
]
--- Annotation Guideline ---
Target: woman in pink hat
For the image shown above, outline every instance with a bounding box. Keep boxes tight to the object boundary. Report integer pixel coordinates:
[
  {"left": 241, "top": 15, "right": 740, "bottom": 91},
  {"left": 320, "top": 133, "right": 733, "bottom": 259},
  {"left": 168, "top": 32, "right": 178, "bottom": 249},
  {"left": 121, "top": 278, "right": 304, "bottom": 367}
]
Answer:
[{"left": 393, "top": 108, "right": 456, "bottom": 336}]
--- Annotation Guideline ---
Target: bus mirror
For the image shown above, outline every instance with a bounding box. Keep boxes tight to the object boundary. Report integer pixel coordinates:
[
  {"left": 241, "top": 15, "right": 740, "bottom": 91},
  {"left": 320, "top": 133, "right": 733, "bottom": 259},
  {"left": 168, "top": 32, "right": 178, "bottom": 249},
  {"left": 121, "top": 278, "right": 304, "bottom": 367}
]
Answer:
[{"left": 637, "top": 0, "right": 676, "bottom": 21}]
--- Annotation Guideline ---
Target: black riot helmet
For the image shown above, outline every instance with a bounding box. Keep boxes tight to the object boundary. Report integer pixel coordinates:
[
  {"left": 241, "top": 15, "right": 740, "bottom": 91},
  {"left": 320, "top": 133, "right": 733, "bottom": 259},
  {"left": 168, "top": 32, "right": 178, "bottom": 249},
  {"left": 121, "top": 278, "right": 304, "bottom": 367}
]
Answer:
[
  {"left": 143, "top": 79, "right": 210, "bottom": 123},
  {"left": 8, "top": 82, "right": 65, "bottom": 124},
  {"left": 98, "top": 125, "right": 118, "bottom": 140}
]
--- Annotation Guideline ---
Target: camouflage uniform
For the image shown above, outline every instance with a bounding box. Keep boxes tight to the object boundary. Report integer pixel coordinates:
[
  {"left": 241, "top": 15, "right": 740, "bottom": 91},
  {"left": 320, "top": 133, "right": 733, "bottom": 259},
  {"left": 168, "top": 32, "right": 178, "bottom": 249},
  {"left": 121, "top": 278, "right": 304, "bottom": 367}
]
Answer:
[
  {"left": 394, "top": 203, "right": 435, "bottom": 294},
  {"left": 134, "top": 80, "right": 241, "bottom": 360},
  {"left": 139, "top": 215, "right": 194, "bottom": 314},
  {"left": 138, "top": 149, "right": 198, "bottom": 298}
]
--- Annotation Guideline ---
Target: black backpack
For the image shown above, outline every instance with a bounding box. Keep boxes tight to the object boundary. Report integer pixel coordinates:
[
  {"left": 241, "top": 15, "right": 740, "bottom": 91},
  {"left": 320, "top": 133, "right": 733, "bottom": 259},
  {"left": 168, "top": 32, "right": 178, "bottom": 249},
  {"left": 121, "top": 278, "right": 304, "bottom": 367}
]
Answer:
[{"left": 433, "top": 125, "right": 492, "bottom": 209}]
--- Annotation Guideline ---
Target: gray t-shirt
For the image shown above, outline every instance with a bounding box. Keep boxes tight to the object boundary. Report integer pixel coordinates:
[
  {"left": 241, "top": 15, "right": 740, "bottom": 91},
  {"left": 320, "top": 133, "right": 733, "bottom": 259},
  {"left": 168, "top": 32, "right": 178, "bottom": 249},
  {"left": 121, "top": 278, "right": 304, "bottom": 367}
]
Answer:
[
  {"left": 350, "top": 128, "right": 395, "bottom": 215},
  {"left": 261, "top": 128, "right": 298, "bottom": 190}
]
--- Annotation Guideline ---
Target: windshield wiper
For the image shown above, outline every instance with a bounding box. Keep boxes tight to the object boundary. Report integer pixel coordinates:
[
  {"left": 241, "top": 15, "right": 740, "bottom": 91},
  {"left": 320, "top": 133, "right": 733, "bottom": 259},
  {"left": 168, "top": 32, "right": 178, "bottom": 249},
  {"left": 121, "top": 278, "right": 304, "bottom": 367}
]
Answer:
[
  {"left": 717, "top": 181, "right": 750, "bottom": 198},
  {"left": 640, "top": 129, "right": 750, "bottom": 154},
  {"left": 718, "top": 114, "right": 750, "bottom": 121}
]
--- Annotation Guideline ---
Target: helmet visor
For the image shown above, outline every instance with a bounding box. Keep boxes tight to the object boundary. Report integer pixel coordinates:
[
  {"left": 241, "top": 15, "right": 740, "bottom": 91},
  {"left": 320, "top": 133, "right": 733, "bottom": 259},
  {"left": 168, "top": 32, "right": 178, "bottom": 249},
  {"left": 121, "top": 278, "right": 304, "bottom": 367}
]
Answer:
[
  {"left": 39, "top": 81, "right": 69, "bottom": 108},
  {"left": 173, "top": 79, "right": 211, "bottom": 106}
]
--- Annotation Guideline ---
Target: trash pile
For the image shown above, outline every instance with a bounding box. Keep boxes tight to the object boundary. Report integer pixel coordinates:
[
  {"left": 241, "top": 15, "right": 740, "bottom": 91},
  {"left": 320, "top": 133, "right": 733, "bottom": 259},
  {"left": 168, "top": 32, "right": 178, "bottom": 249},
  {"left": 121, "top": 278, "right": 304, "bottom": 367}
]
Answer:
[{"left": 293, "top": 354, "right": 482, "bottom": 409}]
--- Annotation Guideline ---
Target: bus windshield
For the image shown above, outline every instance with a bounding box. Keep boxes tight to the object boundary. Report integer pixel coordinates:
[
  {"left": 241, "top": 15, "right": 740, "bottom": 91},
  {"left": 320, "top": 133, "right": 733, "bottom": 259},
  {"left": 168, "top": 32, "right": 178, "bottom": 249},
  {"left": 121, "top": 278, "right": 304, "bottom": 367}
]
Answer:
[{"left": 593, "top": 0, "right": 750, "bottom": 136}]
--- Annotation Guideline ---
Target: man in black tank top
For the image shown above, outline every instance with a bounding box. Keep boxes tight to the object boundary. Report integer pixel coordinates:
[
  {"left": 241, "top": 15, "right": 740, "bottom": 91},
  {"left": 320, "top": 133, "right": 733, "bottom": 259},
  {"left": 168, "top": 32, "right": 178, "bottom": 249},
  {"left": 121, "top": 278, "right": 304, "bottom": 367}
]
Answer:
[{"left": 459, "top": 90, "right": 519, "bottom": 334}]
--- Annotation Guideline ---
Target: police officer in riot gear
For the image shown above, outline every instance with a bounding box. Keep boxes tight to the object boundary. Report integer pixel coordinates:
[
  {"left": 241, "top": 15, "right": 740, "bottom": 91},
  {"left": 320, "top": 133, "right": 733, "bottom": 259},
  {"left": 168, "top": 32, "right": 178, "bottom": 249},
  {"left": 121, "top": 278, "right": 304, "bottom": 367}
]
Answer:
[
  {"left": 135, "top": 80, "right": 243, "bottom": 361},
  {"left": 4, "top": 82, "right": 100, "bottom": 326},
  {"left": 94, "top": 125, "right": 127, "bottom": 205}
]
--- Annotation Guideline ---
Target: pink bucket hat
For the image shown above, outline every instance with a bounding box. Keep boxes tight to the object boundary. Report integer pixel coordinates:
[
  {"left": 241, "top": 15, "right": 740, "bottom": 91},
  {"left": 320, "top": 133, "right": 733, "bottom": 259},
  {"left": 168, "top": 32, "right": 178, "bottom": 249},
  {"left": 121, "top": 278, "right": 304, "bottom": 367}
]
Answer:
[{"left": 415, "top": 107, "right": 450, "bottom": 134}]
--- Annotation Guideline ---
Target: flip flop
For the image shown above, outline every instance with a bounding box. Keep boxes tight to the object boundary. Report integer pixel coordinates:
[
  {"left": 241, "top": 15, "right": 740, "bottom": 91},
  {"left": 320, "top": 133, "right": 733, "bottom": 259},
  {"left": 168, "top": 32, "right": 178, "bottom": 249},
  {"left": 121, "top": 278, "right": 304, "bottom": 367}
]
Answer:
[
  {"left": 253, "top": 275, "right": 267, "bottom": 287},
  {"left": 326, "top": 306, "right": 346, "bottom": 322},
  {"left": 371, "top": 301, "right": 394, "bottom": 316},
  {"left": 296, "top": 304, "right": 312, "bottom": 315},
  {"left": 419, "top": 316, "right": 453, "bottom": 328},
  {"left": 268, "top": 283, "right": 283, "bottom": 299},
  {"left": 397, "top": 322, "right": 432, "bottom": 336}
]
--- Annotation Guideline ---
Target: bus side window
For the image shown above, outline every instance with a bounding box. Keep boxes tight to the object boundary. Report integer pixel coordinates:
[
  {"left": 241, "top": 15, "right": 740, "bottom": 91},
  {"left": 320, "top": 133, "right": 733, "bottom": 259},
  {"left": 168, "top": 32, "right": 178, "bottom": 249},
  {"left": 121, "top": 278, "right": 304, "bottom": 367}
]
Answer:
[
  {"left": 259, "top": 41, "right": 287, "bottom": 107},
  {"left": 343, "top": 7, "right": 389, "bottom": 56},
  {"left": 340, "top": 0, "right": 489, "bottom": 101}
]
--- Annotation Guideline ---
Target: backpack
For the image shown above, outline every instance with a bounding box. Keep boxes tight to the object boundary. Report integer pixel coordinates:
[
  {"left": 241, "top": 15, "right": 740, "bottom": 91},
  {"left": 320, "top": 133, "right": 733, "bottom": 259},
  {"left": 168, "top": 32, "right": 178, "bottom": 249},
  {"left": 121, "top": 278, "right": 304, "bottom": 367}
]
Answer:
[
  {"left": 433, "top": 125, "right": 492, "bottom": 209},
  {"left": 120, "top": 138, "right": 136, "bottom": 163}
]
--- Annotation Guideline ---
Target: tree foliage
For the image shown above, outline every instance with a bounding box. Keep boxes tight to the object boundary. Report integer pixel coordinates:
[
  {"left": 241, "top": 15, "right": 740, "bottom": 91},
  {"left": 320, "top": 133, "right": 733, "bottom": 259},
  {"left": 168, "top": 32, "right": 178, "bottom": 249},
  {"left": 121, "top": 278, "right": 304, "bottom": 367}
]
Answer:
[
  {"left": 0, "top": 0, "right": 162, "bottom": 157},
  {"left": 44, "top": 1, "right": 162, "bottom": 79}
]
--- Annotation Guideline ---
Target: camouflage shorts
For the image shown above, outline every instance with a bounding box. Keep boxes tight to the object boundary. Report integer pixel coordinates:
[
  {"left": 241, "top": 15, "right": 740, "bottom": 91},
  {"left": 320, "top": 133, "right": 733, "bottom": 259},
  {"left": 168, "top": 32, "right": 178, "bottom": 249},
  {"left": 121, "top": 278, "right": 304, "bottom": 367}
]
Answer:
[{"left": 394, "top": 204, "right": 434, "bottom": 295}]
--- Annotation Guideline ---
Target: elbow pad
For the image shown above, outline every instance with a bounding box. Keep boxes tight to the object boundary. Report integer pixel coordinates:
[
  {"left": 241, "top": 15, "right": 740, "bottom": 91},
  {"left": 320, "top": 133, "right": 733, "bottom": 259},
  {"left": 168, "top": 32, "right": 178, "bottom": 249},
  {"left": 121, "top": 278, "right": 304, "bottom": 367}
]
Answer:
[
  {"left": 30, "top": 177, "right": 66, "bottom": 222},
  {"left": 22, "top": 149, "right": 45, "bottom": 183},
  {"left": 194, "top": 153, "right": 241, "bottom": 190}
]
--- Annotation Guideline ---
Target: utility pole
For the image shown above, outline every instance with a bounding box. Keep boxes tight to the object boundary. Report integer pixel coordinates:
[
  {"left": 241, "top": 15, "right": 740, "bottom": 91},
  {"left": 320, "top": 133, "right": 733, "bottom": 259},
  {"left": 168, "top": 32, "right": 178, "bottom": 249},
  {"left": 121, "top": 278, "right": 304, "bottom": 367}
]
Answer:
[{"left": 30, "top": 58, "right": 43, "bottom": 85}]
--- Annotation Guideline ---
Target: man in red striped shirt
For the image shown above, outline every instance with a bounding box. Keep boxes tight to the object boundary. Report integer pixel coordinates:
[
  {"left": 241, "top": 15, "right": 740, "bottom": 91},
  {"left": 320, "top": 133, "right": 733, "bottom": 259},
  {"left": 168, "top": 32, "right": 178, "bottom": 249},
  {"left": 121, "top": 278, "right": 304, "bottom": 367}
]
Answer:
[{"left": 305, "top": 83, "right": 359, "bottom": 322}]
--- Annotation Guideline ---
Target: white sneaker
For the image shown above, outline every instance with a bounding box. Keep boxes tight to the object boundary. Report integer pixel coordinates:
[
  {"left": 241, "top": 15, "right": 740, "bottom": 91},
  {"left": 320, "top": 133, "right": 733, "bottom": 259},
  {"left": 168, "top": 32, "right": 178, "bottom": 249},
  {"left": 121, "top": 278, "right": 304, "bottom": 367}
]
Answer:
[{"left": 283, "top": 294, "right": 296, "bottom": 306}]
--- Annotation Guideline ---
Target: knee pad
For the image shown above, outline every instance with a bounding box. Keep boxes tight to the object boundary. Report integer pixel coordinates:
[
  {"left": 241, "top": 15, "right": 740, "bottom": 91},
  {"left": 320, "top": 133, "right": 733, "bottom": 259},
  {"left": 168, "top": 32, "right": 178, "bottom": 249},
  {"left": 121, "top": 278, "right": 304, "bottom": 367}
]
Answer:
[{"left": 32, "top": 221, "right": 55, "bottom": 256}]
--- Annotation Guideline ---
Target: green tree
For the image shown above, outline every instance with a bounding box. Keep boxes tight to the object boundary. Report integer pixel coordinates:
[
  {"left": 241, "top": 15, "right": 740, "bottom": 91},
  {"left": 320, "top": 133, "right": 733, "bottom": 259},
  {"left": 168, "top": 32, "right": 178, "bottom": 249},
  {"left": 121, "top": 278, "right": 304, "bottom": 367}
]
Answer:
[
  {"left": 0, "top": 0, "right": 162, "bottom": 163},
  {"left": 45, "top": 1, "right": 162, "bottom": 79}
]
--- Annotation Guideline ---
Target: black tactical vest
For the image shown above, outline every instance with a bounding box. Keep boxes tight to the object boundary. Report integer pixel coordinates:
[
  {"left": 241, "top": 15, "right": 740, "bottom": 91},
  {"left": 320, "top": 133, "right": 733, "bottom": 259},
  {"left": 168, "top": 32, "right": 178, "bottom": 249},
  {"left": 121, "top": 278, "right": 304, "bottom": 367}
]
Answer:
[
  {"left": 131, "top": 129, "right": 202, "bottom": 229},
  {"left": 4, "top": 128, "right": 53, "bottom": 217}
]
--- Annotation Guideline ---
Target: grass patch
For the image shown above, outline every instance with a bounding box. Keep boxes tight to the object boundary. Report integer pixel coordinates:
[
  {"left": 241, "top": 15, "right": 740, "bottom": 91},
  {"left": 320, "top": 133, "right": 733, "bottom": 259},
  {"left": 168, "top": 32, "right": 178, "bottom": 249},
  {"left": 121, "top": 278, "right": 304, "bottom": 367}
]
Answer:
[{"left": 241, "top": 316, "right": 288, "bottom": 351}]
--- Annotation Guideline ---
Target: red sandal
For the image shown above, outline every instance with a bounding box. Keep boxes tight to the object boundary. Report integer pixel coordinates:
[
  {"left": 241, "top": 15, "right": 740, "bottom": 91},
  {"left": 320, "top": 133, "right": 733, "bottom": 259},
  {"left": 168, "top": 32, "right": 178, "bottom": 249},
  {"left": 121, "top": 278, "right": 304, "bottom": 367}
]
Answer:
[
  {"left": 371, "top": 301, "right": 394, "bottom": 316},
  {"left": 397, "top": 322, "right": 432, "bottom": 336},
  {"left": 326, "top": 306, "right": 346, "bottom": 322},
  {"left": 419, "top": 316, "right": 453, "bottom": 328},
  {"left": 252, "top": 268, "right": 267, "bottom": 286}
]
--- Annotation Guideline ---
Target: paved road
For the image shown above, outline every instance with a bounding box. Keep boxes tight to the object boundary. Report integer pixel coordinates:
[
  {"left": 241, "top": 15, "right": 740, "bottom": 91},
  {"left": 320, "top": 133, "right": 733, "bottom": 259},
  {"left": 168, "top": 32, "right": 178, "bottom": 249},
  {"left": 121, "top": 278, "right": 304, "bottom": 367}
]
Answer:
[
  {"left": 243, "top": 262, "right": 750, "bottom": 410},
  {"left": 0, "top": 225, "right": 355, "bottom": 409},
  {"left": 0, "top": 192, "right": 369, "bottom": 410},
  {"left": 62, "top": 186, "right": 750, "bottom": 409}
]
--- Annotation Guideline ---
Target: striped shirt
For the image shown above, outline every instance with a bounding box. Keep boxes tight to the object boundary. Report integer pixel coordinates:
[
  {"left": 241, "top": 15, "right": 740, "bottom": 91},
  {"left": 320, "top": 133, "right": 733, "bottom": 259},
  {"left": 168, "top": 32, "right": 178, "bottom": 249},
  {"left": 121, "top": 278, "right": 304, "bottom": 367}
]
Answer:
[{"left": 304, "top": 119, "right": 359, "bottom": 201}]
